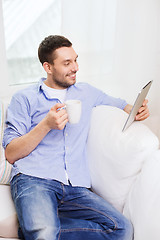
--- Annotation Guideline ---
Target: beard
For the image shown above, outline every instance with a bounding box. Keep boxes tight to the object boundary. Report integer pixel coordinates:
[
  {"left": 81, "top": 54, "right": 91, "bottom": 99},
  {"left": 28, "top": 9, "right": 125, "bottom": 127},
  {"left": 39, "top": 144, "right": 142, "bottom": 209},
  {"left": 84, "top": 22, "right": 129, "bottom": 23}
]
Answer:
[
  {"left": 52, "top": 72, "right": 76, "bottom": 89},
  {"left": 53, "top": 79, "right": 74, "bottom": 89}
]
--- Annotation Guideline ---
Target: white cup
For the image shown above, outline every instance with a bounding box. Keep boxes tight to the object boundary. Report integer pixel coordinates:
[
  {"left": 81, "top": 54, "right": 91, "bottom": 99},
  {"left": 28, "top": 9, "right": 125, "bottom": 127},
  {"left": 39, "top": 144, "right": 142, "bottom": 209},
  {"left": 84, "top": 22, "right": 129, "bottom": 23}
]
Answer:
[{"left": 65, "top": 100, "right": 82, "bottom": 124}]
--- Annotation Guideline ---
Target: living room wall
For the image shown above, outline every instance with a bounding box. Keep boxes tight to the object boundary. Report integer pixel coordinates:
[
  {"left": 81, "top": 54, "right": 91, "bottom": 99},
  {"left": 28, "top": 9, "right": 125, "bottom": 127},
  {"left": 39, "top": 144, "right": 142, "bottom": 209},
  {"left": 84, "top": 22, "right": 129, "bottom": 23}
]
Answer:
[
  {"left": 61, "top": 0, "right": 160, "bottom": 117},
  {"left": 0, "top": 0, "right": 160, "bottom": 117}
]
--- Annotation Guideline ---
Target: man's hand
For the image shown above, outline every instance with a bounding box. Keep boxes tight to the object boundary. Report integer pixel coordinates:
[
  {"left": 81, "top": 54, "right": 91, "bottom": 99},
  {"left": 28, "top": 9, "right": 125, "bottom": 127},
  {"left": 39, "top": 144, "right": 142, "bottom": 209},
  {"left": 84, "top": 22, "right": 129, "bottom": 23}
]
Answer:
[
  {"left": 124, "top": 99, "right": 150, "bottom": 121},
  {"left": 44, "top": 103, "right": 68, "bottom": 130},
  {"left": 135, "top": 99, "right": 149, "bottom": 121}
]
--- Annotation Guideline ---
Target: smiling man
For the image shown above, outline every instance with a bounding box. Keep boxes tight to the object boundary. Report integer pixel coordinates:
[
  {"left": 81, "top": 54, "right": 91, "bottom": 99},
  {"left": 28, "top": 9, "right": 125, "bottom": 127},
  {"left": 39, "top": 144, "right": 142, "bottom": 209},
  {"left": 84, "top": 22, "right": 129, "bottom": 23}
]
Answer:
[
  {"left": 3, "top": 35, "right": 149, "bottom": 240},
  {"left": 42, "top": 45, "right": 79, "bottom": 89}
]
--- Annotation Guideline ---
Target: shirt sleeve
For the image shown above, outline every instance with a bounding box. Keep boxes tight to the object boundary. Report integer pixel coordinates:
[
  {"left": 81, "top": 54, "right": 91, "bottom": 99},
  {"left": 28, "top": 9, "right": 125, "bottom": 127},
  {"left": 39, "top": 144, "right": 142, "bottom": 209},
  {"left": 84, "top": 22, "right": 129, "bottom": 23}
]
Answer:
[
  {"left": 2, "top": 93, "right": 31, "bottom": 149},
  {"left": 95, "top": 90, "right": 128, "bottom": 109},
  {"left": 84, "top": 83, "right": 128, "bottom": 109}
]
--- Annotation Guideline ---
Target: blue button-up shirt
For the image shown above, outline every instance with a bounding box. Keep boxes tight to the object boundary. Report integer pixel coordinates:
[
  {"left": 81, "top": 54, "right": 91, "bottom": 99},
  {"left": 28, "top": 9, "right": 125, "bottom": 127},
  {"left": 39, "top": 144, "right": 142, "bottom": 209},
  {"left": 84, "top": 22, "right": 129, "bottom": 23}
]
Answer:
[{"left": 3, "top": 79, "right": 127, "bottom": 187}]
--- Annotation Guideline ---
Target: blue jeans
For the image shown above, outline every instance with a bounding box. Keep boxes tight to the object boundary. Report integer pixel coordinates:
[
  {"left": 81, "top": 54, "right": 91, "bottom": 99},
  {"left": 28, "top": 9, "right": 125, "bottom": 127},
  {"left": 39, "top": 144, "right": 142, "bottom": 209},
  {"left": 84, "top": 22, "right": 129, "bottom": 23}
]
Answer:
[{"left": 10, "top": 174, "right": 133, "bottom": 240}]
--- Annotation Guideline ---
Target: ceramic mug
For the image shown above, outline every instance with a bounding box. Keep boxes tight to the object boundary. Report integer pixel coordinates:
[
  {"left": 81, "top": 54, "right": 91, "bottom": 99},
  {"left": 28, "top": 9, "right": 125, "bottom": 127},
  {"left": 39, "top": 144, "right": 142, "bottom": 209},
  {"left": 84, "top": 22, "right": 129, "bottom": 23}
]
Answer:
[{"left": 65, "top": 100, "right": 82, "bottom": 124}]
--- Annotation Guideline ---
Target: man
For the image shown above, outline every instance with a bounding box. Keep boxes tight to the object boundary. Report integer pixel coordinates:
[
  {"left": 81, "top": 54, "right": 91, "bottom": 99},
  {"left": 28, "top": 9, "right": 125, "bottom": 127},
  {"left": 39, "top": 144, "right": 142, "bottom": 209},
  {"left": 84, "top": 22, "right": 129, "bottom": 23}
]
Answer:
[{"left": 3, "top": 35, "right": 149, "bottom": 240}]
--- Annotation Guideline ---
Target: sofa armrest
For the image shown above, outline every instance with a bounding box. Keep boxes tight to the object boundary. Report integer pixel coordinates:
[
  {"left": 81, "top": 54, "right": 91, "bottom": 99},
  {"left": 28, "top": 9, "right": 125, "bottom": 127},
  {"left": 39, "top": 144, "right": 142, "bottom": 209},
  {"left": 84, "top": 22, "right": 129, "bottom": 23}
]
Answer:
[{"left": 87, "top": 106, "right": 159, "bottom": 212}]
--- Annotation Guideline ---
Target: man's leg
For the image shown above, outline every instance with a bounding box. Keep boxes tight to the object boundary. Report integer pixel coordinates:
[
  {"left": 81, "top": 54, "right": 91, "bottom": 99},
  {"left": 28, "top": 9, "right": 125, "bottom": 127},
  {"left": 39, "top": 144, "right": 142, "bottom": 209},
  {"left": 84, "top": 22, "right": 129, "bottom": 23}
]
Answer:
[
  {"left": 11, "top": 175, "right": 133, "bottom": 240},
  {"left": 10, "top": 174, "right": 62, "bottom": 240},
  {"left": 58, "top": 185, "right": 133, "bottom": 240}
]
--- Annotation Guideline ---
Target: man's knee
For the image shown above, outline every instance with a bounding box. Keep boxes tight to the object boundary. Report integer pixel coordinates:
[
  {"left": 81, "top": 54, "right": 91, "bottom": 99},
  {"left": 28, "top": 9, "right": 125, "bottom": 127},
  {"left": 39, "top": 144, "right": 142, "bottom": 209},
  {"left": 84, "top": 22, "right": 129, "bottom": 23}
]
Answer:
[
  {"left": 121, "top": 217, "right": 133, "bottom": 240},
  {"left": 22, "top": 224, "right": 60, "bottom": 240}
]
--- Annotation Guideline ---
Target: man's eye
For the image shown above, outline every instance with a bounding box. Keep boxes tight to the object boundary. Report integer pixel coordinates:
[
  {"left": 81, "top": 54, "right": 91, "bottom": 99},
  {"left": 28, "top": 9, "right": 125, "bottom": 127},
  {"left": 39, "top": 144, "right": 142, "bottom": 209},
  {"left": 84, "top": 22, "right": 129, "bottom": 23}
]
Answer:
[{"left": 64, "top": 62, "right": 70, "bottom": 66}]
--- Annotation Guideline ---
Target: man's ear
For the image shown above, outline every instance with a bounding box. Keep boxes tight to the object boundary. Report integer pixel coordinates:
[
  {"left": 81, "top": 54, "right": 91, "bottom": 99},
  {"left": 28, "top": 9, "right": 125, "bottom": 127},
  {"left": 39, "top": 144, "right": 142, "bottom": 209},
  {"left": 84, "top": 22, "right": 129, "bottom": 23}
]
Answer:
[{"left": 43, "top": 62, "right": 52, "bottom": 74}]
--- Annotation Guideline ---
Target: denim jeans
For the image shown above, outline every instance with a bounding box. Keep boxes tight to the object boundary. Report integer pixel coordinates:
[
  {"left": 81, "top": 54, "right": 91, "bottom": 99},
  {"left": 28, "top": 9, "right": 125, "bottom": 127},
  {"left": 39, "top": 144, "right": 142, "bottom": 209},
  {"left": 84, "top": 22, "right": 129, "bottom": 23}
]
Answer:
[{"left": 10, "top": 174, "right": 133, "bottom": 240}]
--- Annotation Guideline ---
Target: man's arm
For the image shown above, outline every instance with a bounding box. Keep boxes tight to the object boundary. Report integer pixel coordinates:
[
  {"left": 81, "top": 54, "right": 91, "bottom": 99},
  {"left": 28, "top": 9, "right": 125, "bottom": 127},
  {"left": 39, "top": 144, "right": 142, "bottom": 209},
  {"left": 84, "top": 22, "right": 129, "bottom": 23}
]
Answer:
[
  {"left": 123, "top": 99, "right": 149, "bottom": 121},
  {"left": 5, "top": 103, "right": 68, "bottom": 164}
]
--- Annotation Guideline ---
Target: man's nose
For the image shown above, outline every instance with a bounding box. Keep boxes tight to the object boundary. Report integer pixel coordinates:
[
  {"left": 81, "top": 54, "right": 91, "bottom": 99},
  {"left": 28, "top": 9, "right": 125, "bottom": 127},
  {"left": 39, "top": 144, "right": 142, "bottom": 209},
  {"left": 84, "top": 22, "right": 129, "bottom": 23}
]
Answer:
[{"left": 72, "top": 62, "right": 79, "bottom": 72}]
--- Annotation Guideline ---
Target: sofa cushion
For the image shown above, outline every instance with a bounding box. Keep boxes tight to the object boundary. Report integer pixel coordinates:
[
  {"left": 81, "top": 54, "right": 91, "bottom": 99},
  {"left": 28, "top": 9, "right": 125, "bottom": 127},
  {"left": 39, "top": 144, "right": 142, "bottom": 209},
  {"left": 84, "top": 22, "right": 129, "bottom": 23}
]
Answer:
[
  {"left": 0, "top": 101, "right": 12, "bottom": 184},
  {"left": 0, "top": 185, "right": 18, "bottom": 239},
  {"left": 87, "top": 106, "right": 159, "bottom": 212}
]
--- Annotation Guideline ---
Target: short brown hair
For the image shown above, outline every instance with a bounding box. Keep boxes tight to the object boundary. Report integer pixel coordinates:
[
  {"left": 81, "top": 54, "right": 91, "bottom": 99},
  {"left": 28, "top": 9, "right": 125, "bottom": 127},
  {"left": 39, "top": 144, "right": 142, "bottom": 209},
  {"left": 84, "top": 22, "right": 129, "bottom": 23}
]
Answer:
[{"left": 38, "top": 35, "right": 72, "bottom": 65}]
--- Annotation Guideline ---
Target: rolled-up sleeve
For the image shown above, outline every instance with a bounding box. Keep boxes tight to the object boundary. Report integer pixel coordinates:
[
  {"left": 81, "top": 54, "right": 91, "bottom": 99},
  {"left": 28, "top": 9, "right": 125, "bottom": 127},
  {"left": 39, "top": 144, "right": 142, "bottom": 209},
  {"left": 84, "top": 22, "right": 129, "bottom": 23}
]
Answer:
[{"left": 3, "top": 94, "right": 31, "bottom": 149}]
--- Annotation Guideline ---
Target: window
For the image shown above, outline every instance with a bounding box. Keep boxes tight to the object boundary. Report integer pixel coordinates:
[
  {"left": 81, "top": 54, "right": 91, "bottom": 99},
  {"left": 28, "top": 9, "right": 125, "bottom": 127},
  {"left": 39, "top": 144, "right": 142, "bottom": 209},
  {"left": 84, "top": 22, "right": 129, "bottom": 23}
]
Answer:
[{"left": 2, "top": 0, "right": 61, "bottom": 85}]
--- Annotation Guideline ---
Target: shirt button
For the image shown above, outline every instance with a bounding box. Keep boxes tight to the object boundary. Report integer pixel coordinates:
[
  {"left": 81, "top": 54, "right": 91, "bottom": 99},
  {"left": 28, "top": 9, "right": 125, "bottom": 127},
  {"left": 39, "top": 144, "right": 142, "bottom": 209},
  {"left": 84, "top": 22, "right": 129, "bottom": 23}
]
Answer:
[{"left": 66, "top": 133, "right": 68, "bottom": 137}]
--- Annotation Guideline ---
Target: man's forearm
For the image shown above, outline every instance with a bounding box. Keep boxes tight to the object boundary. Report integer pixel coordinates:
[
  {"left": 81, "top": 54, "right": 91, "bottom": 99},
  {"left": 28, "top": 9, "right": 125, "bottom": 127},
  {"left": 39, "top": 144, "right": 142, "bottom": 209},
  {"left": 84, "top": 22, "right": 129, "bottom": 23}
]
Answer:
[
  {"left": 5, "top": 118, "right": 51, "bottom": 164},
  {"left": 5, "top": 103, "right": 68, "bottom": 164}
]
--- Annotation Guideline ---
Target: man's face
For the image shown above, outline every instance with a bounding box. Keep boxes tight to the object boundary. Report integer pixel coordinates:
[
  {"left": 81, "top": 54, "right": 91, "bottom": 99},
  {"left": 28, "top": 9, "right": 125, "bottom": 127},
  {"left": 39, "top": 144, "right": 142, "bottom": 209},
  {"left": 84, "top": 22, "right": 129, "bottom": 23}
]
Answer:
[{"left": 47, "top": 46, "right": 79, "bottom": 89}]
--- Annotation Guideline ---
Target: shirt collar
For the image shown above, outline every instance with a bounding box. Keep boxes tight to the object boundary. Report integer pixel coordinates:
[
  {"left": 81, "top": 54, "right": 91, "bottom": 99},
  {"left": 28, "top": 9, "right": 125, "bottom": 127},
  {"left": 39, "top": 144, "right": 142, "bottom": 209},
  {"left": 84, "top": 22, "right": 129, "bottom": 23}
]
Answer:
[
  {"left": 38, "top": 78, "right": 46, "bottom": 92},
  {"left": 37, "top": 77, "right": 79, "bottom": 94}
]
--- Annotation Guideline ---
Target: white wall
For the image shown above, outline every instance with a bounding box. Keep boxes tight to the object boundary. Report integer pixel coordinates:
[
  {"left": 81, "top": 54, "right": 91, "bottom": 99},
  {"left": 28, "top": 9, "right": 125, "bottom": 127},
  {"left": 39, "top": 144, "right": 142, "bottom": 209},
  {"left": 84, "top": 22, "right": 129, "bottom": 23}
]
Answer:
[
  {"left": 61, "top": 0, "right": 160, "bottom": 118},
  {"left": 0, "top": 0, "right": 160, "bottom": 119},
  {"left": 113, "top": 0, "right": 160, "bottom": 116}
]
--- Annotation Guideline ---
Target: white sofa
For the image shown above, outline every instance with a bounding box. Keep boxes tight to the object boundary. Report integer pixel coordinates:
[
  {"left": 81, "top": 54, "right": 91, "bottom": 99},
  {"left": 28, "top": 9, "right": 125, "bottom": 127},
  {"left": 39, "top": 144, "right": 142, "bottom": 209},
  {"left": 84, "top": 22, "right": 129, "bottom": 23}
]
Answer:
[{"left": 0, "top": 102, "right": 160, "bottom": 240}]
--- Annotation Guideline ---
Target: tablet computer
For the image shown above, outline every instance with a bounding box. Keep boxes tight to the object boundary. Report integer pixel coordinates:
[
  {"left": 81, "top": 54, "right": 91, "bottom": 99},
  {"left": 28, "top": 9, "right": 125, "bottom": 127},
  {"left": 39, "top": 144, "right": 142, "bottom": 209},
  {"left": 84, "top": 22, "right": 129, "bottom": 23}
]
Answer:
[{"left": 122, "top": 80, "right": 153, "bottom": 132}]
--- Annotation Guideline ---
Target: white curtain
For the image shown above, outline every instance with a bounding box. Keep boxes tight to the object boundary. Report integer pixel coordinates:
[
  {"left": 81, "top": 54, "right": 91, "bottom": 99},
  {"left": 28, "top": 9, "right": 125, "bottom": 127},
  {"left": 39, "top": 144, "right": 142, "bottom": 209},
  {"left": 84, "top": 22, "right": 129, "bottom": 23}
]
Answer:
[{"left": 2, "top": 0, "right": 61, "bottom": 85}]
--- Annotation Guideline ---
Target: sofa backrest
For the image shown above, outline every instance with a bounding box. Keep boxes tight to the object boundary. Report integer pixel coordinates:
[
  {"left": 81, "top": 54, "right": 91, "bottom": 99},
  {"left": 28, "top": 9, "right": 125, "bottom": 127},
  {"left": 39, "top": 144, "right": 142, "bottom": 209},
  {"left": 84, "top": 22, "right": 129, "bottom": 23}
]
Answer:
[{"left": 0, "top": 100, "right": 12, "bottom": 185}]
